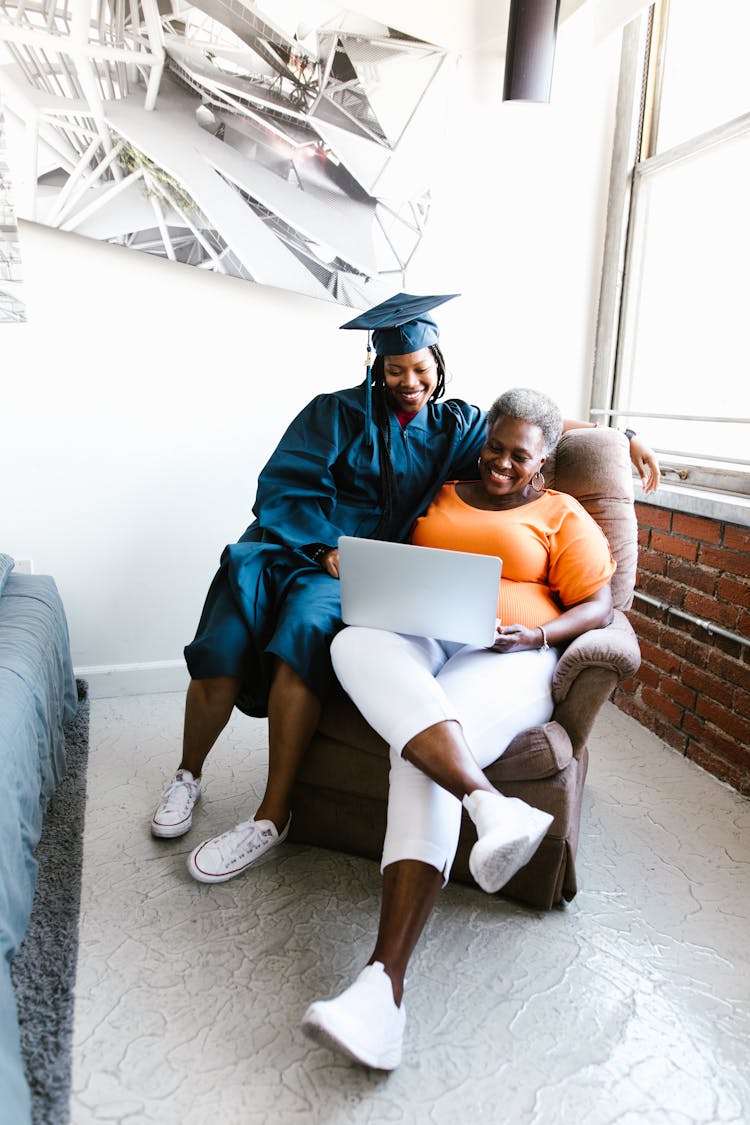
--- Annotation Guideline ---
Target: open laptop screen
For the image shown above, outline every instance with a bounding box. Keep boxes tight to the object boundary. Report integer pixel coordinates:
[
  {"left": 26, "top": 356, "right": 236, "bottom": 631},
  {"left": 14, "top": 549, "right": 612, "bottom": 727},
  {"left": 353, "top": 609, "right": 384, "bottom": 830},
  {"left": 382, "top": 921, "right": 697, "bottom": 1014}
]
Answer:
[{"left": 338, "top": 536, "right": 501, "bottom": 647}]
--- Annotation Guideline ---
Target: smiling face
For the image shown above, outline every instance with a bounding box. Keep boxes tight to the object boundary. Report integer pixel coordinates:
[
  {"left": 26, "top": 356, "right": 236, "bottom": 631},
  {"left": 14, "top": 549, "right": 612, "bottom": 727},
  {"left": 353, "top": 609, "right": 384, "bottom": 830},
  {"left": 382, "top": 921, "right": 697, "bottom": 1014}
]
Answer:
[
  {"left": 477, "top": 414, "right": 547, "bottom": 506},
  {"left": 382, "top": 348, "right": 438, "bottom": 415}
]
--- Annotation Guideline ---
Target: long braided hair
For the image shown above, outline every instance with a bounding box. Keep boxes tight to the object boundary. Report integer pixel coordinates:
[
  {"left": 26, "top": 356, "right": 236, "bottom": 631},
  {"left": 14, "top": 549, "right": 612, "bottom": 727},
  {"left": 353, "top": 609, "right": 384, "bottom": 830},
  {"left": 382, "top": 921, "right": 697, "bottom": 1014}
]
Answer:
[{"left": 370, "top": 344, "right": 448, "bottom": 539}]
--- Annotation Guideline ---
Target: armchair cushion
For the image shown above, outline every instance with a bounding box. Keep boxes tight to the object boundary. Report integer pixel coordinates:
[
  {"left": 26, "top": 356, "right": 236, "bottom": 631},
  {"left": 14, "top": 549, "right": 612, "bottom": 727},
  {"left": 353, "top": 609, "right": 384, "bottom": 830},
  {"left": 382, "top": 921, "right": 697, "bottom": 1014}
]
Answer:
[
  {"left": 552, "top": 609, "right": 641, "bottom": 704},
  {"left": 489, "top": 721, "right": 573, "bottom": 782},
  {"left": 544, "top": 428, "right": 637, "bottom": 610}
]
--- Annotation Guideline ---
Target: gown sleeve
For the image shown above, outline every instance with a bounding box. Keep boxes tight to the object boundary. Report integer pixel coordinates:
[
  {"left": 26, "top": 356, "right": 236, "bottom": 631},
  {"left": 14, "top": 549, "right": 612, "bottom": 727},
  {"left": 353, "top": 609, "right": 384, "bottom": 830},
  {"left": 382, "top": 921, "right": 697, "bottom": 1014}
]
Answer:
[
  {"left": 251, "top": 392, "right": 364, "bottom": 551},
  {"left": 442, "top": 402, "right": 487, "bottom": 481}
]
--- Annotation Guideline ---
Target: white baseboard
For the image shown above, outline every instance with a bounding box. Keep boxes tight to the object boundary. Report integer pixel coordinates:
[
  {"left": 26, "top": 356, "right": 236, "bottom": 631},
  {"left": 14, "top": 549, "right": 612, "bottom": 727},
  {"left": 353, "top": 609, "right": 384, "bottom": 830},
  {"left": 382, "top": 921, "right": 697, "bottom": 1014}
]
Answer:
[{"left": 74, "top": 660, "right": 190, "bottom": 699}]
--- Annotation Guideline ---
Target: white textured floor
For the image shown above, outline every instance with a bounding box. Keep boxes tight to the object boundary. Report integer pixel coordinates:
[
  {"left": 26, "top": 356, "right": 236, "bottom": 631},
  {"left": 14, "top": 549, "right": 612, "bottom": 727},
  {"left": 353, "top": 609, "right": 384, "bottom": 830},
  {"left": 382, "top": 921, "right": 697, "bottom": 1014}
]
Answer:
[{"left": 71, "top": 695, "right": 750, "bottom": 1125}]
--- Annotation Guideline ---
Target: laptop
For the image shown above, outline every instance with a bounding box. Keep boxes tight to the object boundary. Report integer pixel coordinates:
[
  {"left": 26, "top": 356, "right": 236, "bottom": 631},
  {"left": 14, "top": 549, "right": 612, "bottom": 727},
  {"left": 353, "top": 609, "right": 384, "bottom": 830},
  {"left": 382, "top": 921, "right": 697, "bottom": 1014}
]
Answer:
[{"left": 338, "top": 536, "right": 501, "bottom": 647}]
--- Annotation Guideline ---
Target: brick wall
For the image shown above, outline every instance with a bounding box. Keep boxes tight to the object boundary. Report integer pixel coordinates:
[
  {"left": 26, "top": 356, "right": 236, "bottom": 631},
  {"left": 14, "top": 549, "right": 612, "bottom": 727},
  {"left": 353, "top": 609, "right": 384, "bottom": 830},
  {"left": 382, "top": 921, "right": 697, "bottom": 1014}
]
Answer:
[{"left": 613, "top": 503, "right": 750, "bottom": 796}]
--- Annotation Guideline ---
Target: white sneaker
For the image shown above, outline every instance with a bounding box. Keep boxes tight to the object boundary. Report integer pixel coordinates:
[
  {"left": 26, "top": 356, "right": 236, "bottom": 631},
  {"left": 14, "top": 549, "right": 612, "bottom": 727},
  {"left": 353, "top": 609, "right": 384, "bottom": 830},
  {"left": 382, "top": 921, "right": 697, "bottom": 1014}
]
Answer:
[
  {"left": 302, "top": 962, "right": 405, "bottom": 1071},
  {"left": 464, "top": 790, "right": 553, "bottom": 894},
  {"left": 187, "top": 815, "right": 290, "bottom": 883},
  {"left": 151, "top": 770, "right": 202, "bottom": 838}
]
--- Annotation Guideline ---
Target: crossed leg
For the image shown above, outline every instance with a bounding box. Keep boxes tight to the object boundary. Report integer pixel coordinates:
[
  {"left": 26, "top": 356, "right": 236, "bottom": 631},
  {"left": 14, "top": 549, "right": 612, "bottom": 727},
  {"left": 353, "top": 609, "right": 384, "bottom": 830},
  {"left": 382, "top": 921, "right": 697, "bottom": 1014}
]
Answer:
[{"left": 301, "top": 626, "right": 558, "bottom": 1068}]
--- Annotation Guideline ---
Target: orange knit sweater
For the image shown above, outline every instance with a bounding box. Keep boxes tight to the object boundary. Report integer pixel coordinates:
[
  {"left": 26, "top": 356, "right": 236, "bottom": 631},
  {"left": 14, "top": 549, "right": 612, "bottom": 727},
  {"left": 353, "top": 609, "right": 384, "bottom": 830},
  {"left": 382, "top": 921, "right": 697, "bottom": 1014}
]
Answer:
[{"left": 411, "top": 484, "right": 616, "bottom": 628}]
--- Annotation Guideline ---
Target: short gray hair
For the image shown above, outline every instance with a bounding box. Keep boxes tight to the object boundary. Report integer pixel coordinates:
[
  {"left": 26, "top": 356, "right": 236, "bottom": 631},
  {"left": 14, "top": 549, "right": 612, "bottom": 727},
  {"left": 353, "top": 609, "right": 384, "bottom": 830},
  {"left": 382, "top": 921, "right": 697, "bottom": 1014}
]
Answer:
[{"left": 486, "top": 388, "right": 563, "bottom": 454}]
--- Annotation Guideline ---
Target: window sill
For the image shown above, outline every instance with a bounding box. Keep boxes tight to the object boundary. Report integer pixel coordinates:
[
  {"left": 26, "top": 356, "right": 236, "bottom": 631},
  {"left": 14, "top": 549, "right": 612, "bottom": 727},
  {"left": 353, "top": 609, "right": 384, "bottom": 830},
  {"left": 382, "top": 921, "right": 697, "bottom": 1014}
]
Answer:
[{"left": 633, "top": 479, "right": 750, "bottom": 528}]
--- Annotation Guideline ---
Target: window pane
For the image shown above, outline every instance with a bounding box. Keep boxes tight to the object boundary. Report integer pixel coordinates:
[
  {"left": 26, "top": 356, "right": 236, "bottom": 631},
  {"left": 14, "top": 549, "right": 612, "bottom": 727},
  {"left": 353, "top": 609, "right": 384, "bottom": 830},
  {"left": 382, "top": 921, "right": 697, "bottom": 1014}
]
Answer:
[
  {"left": 616, "top": 127, "right": 750, "bottom": 467},
  {"left": 657, "top": 0, "right": 750, "bottom": 153}
]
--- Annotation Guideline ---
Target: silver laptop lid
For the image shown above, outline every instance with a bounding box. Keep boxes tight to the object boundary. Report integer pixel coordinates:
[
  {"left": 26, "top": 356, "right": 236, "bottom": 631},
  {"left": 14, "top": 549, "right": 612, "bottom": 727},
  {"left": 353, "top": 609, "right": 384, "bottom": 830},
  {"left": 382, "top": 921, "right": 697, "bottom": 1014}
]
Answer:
[{"left": 338, "top": 536, "right": 501, "bottom": 647}]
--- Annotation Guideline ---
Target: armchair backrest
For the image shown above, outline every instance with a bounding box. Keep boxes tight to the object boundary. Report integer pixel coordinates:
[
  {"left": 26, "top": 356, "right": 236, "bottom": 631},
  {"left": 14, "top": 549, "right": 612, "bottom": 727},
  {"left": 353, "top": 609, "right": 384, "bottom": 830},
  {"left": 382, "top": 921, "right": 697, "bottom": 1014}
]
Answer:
[{"left": 543, "top": 428, "right": 638, "bottom": 611}]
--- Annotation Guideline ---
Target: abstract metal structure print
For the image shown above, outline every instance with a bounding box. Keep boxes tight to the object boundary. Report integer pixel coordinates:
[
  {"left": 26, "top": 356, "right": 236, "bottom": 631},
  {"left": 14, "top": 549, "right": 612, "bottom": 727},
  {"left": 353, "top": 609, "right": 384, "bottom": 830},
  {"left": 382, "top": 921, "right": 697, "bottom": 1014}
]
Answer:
[
  {"left": 0, "top": 102, "right": 24, "bottom": 321},
  {"left": 0, "top": 1, "right": 454, "bottom": 305}
]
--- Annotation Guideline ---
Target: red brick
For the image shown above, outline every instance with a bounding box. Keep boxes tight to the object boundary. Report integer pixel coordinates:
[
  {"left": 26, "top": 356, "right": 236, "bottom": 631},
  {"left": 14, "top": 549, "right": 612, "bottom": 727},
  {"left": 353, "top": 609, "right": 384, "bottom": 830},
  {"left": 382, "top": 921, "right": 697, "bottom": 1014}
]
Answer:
[
  {"left": 683, "top": 591, "right": 739, "bottom": 631},
  {"left": 628, "top": 610, "right": 661, "bottom": 643},
  {"left": 638, "top": 573, "right": 679, "bottom": 603},
  {"left": 638, "top": 553, "right": 667, "bottom": 576},
  {"left": 653, "top": 719, "right": 690, "bottom": 754},
  {"left": 735, "top": 691, "right": 750, "bottom": 720},
  {"left": 638, "top": 527, "right": 649, "bottom": 548},
  {"left": 695, "top": 697, "right": 750, "bottom": 743},
  {"left": 686, "top": 743, "right": 746, "bottom": 792},
  {"left": 714, "top": 634, "right": 744, "bottom": 661},
  {"left": 651, "top": 531, "right": 699, "bottom": 561},
  {"left": 613, "top": 695, "right": 687, "bottom": 752},
  {"left": 724, "top": 525, "right": 750, "bottom": 552},
  {"left": 612, "top": 692, "right": 643, "bottom": 723},
  {"left": 642, "top": 685, "right": 684, "bottom": 725},
  {"left": 638, "top": 639, "right": 682, "bottom": 676},
  {"left": 660, "top": 625, "right": 709, "bottom": 667},
  {"left": 631, "top": 598, "right": 668, "bottom": 626},
  {"left": 699, "top": 545, "right": 750, "bottom": 579},
  {"left": 716, "top": 574, "right": 750, "bottom": 607},
  {"left": 635, "top": 503, "right": 671, "bottom": 530},
  {"left": 672, "top": 512, "right": 722, "bottom": 544},
  {"left": 660, "top": 675, "right": 696, "bottom": 710},
  {"left": 737, "top": 610, "right": 750, "bottom": 638},
  {"left": 616, "top": 676, "right": 638, "bottom": 696},
  {"left": 681, "top": 664, "right": 735, "bottom": 708},
  {"left": 683, "top": 711, "right": 704, "bottom": 738},
  {"left": 685, "top": 720, "right": 750, "bottom": 771},
  {"left": 666, "top": 558, "right": 718, "bottom": 595},
  {"left": 636, "top": 662, "right": 661, "bottom": 689},
  {"left": 708, "top": 650, "right": 750, "bottom": 692}
]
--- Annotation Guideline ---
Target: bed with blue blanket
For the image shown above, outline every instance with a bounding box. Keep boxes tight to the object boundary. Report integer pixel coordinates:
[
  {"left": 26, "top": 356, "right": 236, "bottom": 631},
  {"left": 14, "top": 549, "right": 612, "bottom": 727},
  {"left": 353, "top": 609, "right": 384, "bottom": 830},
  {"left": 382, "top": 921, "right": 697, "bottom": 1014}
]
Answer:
[{"left": 0, "top": 557, "right": 77, "bottom": 1125}]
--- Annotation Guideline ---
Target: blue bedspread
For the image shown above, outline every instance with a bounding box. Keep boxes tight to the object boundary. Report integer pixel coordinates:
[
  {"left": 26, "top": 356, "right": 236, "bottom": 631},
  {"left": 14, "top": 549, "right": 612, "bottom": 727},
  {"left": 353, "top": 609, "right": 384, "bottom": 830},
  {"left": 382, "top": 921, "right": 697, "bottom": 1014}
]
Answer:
[{"left": 0, "top": 574, "right": 77, "bottom": 1124}]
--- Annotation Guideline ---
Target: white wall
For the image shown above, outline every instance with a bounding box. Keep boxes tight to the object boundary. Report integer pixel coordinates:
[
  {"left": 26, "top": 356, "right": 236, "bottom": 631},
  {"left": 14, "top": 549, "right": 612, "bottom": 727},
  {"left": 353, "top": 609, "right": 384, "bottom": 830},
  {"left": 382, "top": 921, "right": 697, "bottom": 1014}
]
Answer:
[{"left": 0, "top": 2, "right": 623, "bottom": 695}]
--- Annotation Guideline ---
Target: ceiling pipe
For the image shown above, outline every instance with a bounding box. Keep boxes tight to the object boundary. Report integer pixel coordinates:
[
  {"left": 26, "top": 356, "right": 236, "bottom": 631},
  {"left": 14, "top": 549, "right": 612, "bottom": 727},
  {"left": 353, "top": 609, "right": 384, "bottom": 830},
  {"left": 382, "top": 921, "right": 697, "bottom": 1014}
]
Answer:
[{"left": 502, "top": 0, "right": 561, "bottom": 102}]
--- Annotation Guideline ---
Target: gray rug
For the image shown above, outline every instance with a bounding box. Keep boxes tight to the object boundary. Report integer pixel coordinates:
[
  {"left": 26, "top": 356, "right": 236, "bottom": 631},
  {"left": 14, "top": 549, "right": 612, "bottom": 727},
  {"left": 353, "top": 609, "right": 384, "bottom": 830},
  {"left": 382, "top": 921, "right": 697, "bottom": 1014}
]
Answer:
[{"left": 10, "top": 680, "right": 90, "bottom": 1125}]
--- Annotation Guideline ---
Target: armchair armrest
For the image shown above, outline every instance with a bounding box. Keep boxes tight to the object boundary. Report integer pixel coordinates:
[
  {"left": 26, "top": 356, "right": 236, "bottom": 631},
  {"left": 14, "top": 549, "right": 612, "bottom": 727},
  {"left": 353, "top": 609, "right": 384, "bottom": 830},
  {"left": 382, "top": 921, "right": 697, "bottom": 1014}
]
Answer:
[{"left": 552, "top": 609, "right": 641, "bottom": 706}]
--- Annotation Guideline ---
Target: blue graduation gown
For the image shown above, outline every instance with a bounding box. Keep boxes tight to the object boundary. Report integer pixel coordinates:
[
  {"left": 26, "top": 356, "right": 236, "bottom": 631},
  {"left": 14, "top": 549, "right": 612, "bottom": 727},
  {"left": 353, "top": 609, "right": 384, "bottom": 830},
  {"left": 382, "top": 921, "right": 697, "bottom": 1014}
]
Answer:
[{"left": 185, "top": 383, "right": 487, "bottom": 716}]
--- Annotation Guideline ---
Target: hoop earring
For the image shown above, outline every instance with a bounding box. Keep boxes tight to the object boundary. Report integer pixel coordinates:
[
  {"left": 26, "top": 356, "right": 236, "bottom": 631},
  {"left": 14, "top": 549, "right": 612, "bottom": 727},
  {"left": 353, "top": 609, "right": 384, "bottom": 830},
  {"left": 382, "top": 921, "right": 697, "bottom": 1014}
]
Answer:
[
  {"left": 531, "top": 470, "right": 546, "bottom": 493},
  {"left": 477, "top": 457, "right": 483, "bottom": 472}
]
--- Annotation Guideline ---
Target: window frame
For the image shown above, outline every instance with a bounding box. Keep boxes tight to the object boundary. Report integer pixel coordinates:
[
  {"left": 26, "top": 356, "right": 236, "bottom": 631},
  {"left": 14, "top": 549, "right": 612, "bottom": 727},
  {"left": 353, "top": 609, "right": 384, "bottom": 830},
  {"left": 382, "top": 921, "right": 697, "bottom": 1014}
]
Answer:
[{"left": 590, "top": 1, "right": 750, "bottom": 525}]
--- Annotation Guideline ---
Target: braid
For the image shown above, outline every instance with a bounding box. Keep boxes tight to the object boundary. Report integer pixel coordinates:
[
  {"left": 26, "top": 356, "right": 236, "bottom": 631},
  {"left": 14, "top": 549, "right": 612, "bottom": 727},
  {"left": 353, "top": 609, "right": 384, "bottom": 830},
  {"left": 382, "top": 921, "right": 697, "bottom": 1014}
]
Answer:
[
  {"left": 370, "top": 345, "right": 446, "bottom": 538},
  {"left": 372, "top": 358, "right": 395, "bottom": 538},
  {"left": 430, "top": 345, "right": 447, "bottom": 401}
]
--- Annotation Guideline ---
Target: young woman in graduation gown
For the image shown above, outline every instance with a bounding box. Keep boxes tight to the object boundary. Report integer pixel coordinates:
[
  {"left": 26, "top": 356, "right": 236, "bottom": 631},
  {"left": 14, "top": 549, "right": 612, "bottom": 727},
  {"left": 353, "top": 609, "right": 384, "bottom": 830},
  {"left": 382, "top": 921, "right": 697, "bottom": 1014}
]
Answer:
[{"left": 149, "top": 293, "right": 660, "bottom": 887}]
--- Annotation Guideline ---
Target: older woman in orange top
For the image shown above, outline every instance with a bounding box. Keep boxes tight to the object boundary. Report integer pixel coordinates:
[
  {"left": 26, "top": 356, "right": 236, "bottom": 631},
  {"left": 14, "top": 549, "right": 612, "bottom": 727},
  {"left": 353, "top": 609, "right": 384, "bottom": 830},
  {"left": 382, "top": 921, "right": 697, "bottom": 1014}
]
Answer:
[{"left": 301, "top": 388, "right": 616, "bottom": 1071}]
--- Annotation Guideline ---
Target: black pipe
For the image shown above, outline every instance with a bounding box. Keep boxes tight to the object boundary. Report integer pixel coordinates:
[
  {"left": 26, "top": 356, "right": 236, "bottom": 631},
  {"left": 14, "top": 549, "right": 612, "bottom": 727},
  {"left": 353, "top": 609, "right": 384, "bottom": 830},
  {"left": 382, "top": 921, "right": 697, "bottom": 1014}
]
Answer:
[{"left": 503, "top": 0, "right": 561, "bottom": 103}]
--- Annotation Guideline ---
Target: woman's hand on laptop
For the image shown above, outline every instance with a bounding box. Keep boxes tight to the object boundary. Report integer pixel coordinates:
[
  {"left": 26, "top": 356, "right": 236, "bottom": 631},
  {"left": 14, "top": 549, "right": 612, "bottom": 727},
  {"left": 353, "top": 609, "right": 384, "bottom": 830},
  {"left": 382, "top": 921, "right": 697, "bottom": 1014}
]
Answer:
[
  {"left": 321, "top": 548, "right": 340, "bottom": 578},
  {"left": 490, "top": 624, "right": 542, "bottom": 653}
]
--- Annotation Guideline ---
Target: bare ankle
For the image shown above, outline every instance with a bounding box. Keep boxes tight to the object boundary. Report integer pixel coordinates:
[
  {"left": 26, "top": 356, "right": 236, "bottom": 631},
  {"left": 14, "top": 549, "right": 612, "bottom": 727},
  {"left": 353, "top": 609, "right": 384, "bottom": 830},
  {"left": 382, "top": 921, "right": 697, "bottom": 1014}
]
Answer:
[
  {"left": 254, "top": 805, "right": 289, "bottom": 833},
  {"left": 178, "top": 763, "right": 202, "bottom": 780}
]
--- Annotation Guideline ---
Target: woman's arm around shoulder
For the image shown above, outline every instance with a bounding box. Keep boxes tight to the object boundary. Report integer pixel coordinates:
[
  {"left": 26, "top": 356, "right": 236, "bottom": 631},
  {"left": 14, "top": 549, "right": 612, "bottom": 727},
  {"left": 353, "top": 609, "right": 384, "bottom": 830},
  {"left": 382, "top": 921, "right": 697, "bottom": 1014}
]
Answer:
[{"left": 561, "top": 419, "right": 660, "bottom": 494}]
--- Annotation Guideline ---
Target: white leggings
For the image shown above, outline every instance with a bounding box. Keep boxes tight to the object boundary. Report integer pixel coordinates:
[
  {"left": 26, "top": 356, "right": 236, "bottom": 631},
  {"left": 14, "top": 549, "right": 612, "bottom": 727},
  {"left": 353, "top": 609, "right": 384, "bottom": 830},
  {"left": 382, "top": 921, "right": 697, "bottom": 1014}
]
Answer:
[{"left": 330, "top": 627, "right": 558, "bottom": 880}]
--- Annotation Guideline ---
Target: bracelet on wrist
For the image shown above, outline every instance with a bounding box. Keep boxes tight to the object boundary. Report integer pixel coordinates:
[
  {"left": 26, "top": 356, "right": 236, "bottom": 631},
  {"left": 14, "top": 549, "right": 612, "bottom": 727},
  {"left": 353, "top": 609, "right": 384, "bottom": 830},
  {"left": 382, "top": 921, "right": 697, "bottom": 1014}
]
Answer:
[
  {"left": 308, "top": 544, "right": 332, "bottom": 567},
  {"left": 538, "top": 625, "right": 550, "bottom": 652}
]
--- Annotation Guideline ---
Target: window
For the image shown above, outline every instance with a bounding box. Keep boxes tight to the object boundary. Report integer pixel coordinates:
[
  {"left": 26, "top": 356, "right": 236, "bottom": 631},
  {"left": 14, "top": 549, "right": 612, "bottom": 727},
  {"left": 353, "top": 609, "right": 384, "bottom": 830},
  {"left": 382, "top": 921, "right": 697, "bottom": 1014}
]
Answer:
[{"left": 592, "top": 0, "right": 750, "bottom": 506}]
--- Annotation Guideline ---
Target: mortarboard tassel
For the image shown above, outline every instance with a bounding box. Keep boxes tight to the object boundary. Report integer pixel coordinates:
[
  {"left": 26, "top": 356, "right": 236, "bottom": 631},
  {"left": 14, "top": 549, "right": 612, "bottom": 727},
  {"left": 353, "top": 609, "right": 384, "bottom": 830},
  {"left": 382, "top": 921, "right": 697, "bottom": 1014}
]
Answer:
[{"left": 364, "top": 331, "right": 373, "bottom": 448}]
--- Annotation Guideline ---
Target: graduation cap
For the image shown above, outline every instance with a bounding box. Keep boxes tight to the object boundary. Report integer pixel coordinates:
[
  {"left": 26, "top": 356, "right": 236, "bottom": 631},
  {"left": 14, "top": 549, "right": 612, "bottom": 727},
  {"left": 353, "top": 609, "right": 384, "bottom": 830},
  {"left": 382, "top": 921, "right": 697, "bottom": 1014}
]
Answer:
[{"left": 340, "top": 292, "right": 459, "bottom": 444}]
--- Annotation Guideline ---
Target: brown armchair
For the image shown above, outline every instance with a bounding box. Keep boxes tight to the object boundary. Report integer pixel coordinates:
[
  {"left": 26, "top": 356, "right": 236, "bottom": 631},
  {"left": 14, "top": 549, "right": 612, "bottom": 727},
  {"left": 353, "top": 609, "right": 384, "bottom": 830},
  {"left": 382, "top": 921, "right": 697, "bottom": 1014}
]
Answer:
[{"left": 288, "top": 427, "right": 641, "bottom": 909}]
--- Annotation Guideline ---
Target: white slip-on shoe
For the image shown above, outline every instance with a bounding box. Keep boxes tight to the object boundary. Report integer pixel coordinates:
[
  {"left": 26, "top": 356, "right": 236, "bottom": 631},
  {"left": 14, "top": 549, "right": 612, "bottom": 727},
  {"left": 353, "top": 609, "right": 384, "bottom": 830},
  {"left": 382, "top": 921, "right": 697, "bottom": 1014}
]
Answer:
[
  {"left": 464, "top": 790, "right": 553, "bottom": 894},
  {"left": 302, "top": 961, "right": 405, "bottom": 1071},
  {"left": 186, "top": 815, "right": 290, "bottom": 883},
  {"left": 151, "top": 770, "right": 202, "bottom": 838}
]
